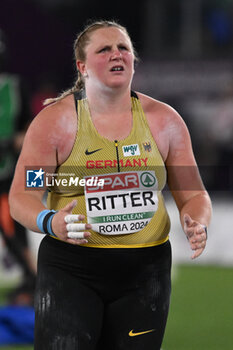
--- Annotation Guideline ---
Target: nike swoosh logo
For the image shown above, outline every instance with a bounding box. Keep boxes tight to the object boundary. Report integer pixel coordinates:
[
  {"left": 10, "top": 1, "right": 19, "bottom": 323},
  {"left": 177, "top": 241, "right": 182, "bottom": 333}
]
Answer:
[
  {"left": 129, "top": 329, "right": 155, "bottom": 337},
  {"left": 85, "top": 148, "right": 102, "bottom": 155}
]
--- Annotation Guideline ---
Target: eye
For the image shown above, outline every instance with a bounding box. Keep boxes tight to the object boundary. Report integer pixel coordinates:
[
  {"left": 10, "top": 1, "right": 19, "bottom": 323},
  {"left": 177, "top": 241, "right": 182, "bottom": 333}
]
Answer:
[
  {"left": 98, "top": 46, "right": 110, "bottom": 53},
  {"left": 118, "top": 45, "right": 128, "bottom": 51}
]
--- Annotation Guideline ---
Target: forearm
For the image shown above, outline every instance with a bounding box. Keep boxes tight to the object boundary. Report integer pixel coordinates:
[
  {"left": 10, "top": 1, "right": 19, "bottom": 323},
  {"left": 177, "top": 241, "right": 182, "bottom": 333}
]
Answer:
[
  {"left": 9, "top": 192, "right": 47, "bottom": 233},
  {"left": 179, "top": 192, "right": 212, "bottom": 229}
]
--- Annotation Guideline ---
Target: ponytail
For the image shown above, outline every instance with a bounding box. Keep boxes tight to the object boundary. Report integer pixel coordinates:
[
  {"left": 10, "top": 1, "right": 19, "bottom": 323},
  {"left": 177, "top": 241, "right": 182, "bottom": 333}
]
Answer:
[{"left": 43, "top": 72, "right": 84, "bottom": 106}]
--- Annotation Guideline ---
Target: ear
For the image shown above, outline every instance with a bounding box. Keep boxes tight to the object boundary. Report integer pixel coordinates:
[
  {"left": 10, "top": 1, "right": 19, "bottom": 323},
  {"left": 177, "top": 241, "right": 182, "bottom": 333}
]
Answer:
[{"left": 76, "top": 60, "right": 86, "bottom": 76}]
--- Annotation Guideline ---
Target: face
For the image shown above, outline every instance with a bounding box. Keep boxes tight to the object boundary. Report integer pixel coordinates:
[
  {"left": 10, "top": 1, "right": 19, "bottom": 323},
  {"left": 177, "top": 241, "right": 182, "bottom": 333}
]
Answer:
[{"left": 77, "top": 27, "right": 135, "bottom": 90}]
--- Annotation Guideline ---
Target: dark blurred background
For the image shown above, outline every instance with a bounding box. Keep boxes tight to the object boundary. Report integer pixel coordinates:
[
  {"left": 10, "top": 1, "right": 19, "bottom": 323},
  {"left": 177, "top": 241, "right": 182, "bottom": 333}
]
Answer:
[
  {"left": 1, "top": 0, "right": 233, "bottom": 192},
  {"left": 0, "top": 2, "right": 232, "bottom": 348}
]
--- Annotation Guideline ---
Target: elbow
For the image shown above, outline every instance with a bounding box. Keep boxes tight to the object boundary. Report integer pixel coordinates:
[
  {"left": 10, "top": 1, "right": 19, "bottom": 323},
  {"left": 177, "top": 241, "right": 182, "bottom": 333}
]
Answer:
[
  {"left": 201, "top": 190, "right": 212, "bottom": 209},
  {"left": 184, "top": 191, "right": 212, "bottom": 209}
]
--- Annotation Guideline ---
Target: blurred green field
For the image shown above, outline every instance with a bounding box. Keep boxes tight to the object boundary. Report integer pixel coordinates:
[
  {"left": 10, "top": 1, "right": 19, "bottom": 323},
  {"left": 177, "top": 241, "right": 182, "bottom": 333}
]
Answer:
[
  {"left": 163, "top": 265, "right": 233, "bottom": 350},
  {"left": 0, "top": 264, "right": 232, "bottom": 350}
]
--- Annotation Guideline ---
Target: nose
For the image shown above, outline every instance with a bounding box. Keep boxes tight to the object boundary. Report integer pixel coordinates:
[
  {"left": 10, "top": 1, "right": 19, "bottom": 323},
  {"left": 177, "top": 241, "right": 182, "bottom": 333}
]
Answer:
[{"left": 111, "top": 47, "right": 122, "bottom": 60}]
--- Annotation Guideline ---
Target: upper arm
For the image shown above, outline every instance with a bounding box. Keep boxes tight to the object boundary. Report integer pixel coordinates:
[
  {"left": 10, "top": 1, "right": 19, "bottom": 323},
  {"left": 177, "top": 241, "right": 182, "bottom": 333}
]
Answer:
[
  {"left": 165, "top": 110, "right": 206, "bottom": 211},
  {"left": 10, "top": 105, "right": 61, "bottom": 199}
]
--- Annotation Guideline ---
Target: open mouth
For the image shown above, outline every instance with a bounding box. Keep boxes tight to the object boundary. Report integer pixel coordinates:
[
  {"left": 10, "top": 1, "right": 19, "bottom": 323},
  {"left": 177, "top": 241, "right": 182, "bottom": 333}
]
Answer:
[{"left": 110, "top": 66, "right": 124, "bottom": 72}]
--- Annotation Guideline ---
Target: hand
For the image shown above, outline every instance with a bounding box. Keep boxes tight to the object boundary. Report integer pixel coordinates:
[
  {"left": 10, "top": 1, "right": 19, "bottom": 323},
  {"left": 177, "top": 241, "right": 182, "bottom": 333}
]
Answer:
[
  {"left": 51, "top": 200, "right": 91, "bottom": 245},
  {"left": 183, "top": 213, "right": 207, "bottom": 259}
]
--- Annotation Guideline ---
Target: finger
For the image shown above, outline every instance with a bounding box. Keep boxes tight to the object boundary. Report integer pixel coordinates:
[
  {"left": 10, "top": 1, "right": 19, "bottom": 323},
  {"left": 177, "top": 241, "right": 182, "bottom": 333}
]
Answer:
[
  {"left": 196, "top": 225, "right": 206, "bottom": 235},
  {"left": 67, "top": 231, "right": 91, "bottom": 239},
  {"left": 190, "top": 240, "right": 206, "bottom": 250},
  {"left": 192, "top": 232, "right": 207, "bottom": 243},
  {"left": 190, "top": 225, "right": 207, "bottom": 242},
  {"left": 183, "top": 213, "right": 193, "bottom": 227},
  {"left": 185, "top": 223, "right": 198, "bottom": 240},
  {"left": 191, "top": 248, "right": 204, "bottom": 259},
  {"left": 186, "top": 222, "right": 206, "bottom": 240},
  {"left": 201, "top": 225, "right": 208, "bottom": 240},
  {"left": 190, "top": 238, "right": 206, "bottom": 257},
  {"left": 66, "top": 223, "right": 86, "bottom": 232},
  {"left": 67, "top": 232, "right": 85, "bottom": 239},
  {"left": 66, "top": 223, "right": 92, "bottom": 232},
  {"left": 62, "top": 200, "right": 77, "bottom": 213},
  {"left": 65, "top": 215, "right": 85, "bottom": 223},
  {"left": 67, "top": 238, "right": 89, "bottom": 245}
]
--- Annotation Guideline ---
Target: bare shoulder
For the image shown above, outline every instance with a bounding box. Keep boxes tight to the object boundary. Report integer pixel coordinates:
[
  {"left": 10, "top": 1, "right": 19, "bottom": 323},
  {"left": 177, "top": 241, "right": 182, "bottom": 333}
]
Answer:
[
  {"left": 32, "top": 95, "right": 76, "bottom": 137},
  {"left": 136, "top": 91, "right": 184, "bottom": 126},
  {"left": 22, "top": 94, "right": 77, "bottom": 164},
  {"left": 136, "top": 92, "right": 189, "bottom": 161}
]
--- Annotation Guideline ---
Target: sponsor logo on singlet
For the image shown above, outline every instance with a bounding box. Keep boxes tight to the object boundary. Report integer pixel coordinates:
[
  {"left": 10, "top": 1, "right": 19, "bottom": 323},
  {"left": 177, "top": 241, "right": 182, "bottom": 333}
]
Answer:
[
  {"left": 84, "top": 171, "right": 158, "bottom": 235},
  {"left": 122, "top": 144, "right": 140, "bottom": 156},
  {"left": 85, "top": 148, "right": 102, "bottom": 155}
]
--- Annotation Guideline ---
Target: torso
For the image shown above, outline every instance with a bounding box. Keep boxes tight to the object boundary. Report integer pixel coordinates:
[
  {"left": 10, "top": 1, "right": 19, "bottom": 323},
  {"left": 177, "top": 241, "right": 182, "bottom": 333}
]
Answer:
[
  {"left": 47, "top": 90, "right": 171, "bottom": 247},
  {"left": 54, "top": 92, "right": 171, "bottom": 166}
]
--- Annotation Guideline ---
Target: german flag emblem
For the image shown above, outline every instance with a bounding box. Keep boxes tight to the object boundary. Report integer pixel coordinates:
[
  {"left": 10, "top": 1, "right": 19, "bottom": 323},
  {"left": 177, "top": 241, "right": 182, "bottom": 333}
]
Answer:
[{"left": 143, "top": 142, "right": 152, "bottom": 152}]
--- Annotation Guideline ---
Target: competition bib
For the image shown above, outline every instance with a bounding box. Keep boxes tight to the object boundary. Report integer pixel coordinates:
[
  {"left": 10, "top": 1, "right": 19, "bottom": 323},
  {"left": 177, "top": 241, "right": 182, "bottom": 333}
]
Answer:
[{"left": 84, "top": 171, "right": 158, "bottom": 235}]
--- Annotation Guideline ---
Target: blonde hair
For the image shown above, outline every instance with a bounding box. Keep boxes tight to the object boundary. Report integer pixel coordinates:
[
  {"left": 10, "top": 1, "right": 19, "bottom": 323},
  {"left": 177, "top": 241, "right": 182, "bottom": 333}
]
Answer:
[{"left": 44, "top": 20, "right": 138, "bottom": 105}]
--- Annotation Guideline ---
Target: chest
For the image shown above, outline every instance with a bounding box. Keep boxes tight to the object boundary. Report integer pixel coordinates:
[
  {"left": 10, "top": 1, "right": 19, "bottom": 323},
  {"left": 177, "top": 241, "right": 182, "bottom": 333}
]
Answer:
[{"left": 90, "top": 113, "right": 133, "bottom": 141}]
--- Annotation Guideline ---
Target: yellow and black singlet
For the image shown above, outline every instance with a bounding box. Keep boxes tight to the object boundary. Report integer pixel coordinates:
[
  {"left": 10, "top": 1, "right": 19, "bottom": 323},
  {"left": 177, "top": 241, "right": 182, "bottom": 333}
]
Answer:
[{"left": 47, "top": 90, "right": 170, "bottom": 248}]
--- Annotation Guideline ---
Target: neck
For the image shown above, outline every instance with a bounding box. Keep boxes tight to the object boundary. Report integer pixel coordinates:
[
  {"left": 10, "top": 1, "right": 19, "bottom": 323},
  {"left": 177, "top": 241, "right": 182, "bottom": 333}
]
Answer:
[{"left": 85, "top": 84, "right": 132, "bottom": 116}]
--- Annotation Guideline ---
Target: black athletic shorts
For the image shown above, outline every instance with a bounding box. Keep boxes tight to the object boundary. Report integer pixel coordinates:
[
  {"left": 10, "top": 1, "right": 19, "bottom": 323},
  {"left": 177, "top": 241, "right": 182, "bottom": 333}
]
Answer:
[{"left": 34, "top": 235, "right": 172, "bottom": 350}]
